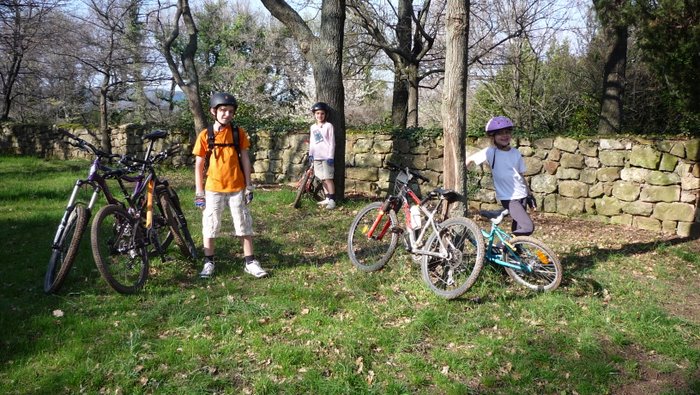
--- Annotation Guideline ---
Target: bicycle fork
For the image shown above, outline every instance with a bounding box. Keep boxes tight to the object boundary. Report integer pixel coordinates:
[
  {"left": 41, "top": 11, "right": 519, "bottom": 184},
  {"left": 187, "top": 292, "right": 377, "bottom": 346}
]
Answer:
[{"left": 51, "top": 180, "right": 101, "bottom": 249}]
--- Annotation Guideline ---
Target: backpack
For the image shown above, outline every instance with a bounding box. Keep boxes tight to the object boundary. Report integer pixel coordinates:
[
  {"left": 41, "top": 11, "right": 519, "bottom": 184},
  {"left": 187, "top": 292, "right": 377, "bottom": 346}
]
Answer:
[{"left": 202, "top": 124, "right": 245, "bottom": 185}]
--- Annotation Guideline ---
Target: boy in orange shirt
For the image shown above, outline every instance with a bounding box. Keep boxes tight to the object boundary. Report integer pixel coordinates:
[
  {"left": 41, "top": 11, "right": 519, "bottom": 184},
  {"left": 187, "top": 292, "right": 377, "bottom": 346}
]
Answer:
[{"left": 192, "top": 92, "right": 267, "bottom": 278}]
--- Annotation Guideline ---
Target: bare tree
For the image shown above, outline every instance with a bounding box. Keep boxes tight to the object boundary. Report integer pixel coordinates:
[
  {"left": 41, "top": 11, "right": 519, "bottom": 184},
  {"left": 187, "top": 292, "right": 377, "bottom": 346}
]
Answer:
[
  {"left": 0, "top": 0, "right": 63, "bottom": 120},
  {"left": 259, "top": 0, "right": 347, "bottom": 199},
  {"left": 442, "top": 0, "right": 469, "bottom": 213},
  {"left": 153, "top": 0, "right": 207, "bottom": 136},
  {"left": 348, "top": 0, "right": 445, "bottom": 128}
]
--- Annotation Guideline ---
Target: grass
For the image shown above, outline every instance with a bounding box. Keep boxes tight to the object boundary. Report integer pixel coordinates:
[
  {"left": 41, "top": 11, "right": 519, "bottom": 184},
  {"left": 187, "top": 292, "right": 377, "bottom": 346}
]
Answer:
[{"left": 1, "top": 155, "right": 699, "bottom": 394}]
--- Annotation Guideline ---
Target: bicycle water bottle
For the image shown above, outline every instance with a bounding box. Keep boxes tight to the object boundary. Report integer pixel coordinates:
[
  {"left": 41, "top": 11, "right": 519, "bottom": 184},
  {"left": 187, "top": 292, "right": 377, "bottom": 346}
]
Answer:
[{"left": 410, "top": 205, "right": 421, "bottom": 228}]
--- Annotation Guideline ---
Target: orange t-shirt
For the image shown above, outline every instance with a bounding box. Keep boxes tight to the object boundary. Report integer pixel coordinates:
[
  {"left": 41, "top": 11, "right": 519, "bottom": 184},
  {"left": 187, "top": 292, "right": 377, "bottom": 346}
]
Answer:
[{"left": 192, "top": 124, "right": 250, "bottom": 193}]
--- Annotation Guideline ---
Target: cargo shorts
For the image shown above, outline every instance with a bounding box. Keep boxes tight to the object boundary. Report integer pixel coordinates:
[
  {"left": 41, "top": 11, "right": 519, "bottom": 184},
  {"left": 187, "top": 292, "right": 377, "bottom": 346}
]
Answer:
[{"left": 202, "top": 190, "right": 253, "bottom": 238}]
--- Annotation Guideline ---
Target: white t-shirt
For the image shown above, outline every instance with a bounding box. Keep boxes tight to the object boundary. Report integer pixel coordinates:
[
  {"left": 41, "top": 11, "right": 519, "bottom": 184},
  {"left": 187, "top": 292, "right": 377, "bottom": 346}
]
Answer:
[
  {"left": 466, "top": 146, "right": 528, "bottom": 200},
  {"left": 309, "top": 122, "right": 335, "bottom": 160}
]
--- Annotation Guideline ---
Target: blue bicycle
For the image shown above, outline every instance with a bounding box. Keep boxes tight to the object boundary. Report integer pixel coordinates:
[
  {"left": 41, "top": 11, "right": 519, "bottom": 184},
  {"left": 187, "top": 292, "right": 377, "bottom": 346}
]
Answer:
[{"left": 477, "top": 209, "right": 562, "bottom": 291}]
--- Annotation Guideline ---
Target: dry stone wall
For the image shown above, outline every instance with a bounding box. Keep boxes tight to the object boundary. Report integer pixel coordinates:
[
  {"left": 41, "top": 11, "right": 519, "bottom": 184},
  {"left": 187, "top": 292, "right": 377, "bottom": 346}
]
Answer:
[{"left": 2, "top": 124, "right": 698, "bottom": 236}]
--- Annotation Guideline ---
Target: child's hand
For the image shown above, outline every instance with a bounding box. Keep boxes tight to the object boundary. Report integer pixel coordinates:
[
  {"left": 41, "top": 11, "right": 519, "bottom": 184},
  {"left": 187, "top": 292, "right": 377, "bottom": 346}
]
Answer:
[
  {"left": 525, "top": 194, "right": 537, "bottom": 211},
  {"left": 245, "top": 188, "right": 254, "bottom": 205},
  {"left": 195, "top": 193, "right": 205, "bottom": 210}
]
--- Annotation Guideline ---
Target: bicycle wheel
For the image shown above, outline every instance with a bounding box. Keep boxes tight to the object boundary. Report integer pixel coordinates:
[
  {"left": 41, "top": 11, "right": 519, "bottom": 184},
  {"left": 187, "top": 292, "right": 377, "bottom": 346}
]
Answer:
[
  {"left": 420, "top": 217, "right": 485, "bottom": 299},
  {"left": 44, "top": 204, "right": 89, "bottom": 294},
  {"left": 91, "top": 204, "right": 149, "bottom": 294},
  {"left": 159, "top": 190, "right": 197, "bottom": 259},
  {"left": 347, "top": 201, "right": 399, "bottom": 272},
  {"left": 309, "top": 177, "right": 325, "bottom": 202},
  {"left": 292, "top": 169, "right": 312, "bottom": 208},
  {"left": 503, "top": 236, "right": 562, "bottom": 291}
]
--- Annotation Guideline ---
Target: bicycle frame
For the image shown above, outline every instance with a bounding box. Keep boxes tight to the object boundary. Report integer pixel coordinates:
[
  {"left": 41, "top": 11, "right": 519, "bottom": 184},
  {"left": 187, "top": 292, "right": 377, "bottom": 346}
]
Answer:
[
  {"left": 481, "top": 212, "right": 534, "bottom": 273},
  {"left": 365, "top": 170, "right": 452, "bottom": 260}
]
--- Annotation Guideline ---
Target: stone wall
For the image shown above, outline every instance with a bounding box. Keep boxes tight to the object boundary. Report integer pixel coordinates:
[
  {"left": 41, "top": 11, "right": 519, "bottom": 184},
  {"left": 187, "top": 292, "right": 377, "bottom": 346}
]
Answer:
[
  {"left": 340, "top": 133, "right": 700, "bottom": 237},
  {"left": 2, "top": 123, "right": 698, "bottom": 236},
  {"left": 0, "top": 123, "right": 192, "bottom": 166}
]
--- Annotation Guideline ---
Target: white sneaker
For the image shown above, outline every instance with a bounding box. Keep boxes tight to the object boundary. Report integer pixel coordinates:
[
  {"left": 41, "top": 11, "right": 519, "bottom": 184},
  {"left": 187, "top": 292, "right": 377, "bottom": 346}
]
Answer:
[
  {"left": 245, "top": 260, "right": 268, "bottom": 278},
  {"left": 199, "top": 261, "right": 215, "bottom": 278},
  {"left": 325, "top": 199, "right": 336, "bottom": 209},
  {"left": 317, "top": 198, "right": 330, "bottom": 206}
]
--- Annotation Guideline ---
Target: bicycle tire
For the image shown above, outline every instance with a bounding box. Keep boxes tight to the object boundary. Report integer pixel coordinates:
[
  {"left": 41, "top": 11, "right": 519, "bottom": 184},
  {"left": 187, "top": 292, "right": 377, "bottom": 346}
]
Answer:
[
  {"left": 44, "top": 204, "right": 89, "bottom": 294},
  {"left": 347, "top": 201, "right": 399, "bottom": 272},
  {"left": 292, "top": 169, "right": 312, "bottom": 208},
  {"left": 503, "top": 236, "right": 562, "bottom": 292},
  {"left": 420, "top": 217, "right": 485, "bottom": 300},
  {"left": 91, "top": 204, "right": 149, "bottom": 294},
  {"left": 159, "top": 191, "right": 197, "bottom": 259}
]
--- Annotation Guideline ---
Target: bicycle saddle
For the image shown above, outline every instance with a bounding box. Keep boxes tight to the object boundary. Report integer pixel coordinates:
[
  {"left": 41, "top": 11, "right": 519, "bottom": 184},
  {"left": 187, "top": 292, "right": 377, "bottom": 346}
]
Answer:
[
  {"left": 143, "top": 129, "right": 168, "bottom": 141},
  {"left": 430, "top": 188, "right": 463, "bottom": 203}
]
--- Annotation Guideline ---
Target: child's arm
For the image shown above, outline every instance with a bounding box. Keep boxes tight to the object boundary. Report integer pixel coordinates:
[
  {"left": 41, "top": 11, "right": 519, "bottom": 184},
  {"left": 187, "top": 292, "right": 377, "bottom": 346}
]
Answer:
[
  {"left": 241, "top": 149, "right": 253, "bottom": 188},
  {"left": 194, "top": 156, "right": 205, "bottom": 194}
]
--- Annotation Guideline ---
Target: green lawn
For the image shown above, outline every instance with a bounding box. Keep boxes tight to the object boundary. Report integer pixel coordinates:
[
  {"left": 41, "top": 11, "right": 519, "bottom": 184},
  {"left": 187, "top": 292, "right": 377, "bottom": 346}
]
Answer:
[{"left": 0, "top": 155, "right": 698, "bottom": 394}]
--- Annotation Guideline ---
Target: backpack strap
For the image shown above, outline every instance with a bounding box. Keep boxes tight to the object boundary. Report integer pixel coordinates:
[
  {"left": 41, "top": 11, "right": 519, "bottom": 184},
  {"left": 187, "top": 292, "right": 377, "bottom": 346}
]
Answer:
[{"left": 202, "top": 124, "right": 246, "bottom": 185}]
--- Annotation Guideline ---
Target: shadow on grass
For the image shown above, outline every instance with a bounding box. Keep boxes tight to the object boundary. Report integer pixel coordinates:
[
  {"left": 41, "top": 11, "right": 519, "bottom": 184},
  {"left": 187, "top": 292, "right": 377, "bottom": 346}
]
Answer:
[{"left": 558, "top": 235, "right": 698, "bottom": 295}]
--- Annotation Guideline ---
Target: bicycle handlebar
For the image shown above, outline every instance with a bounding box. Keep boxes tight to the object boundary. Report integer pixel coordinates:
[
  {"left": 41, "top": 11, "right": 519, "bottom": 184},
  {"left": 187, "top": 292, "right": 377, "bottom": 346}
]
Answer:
[
  {"left": 386, "top": 161, "right": 430, "bottom": 183},
  {"left": 62, "top": 131, "right": 119, "bottom": 161}
]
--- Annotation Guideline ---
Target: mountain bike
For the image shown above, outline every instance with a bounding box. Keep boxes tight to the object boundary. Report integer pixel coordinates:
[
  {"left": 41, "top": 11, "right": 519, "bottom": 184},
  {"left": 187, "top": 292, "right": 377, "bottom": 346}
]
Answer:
[
  {"left": 44, "top": 132, "right": 135, "bottom": 294},
  {"left": 470, "top": 209, "right": 562, "bottom": 291},
  {"left": 292, "top": 153, "right": 325, "bottom": 208},
  {"left": 347, "top": 162, "right": 485, "bottom": 299},
  {"left": 90, "top": 129, "right": 197, "bottom": 294}
]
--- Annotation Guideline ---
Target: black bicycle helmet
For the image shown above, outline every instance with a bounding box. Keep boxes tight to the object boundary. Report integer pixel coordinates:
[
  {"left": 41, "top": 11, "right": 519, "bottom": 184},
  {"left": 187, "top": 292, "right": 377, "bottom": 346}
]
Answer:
[
  {"left": 210, "top": 92, "right": 238, "bottom": 109},
  {"left": 311, "top": 102, "right": 330, "bottom": 113}
]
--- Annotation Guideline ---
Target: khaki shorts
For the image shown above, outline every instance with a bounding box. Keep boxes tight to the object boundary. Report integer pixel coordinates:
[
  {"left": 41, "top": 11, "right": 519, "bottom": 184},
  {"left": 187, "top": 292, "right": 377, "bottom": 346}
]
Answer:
[
  {"left": 202, "top": 190, "right": 253, "bottom": 238},
  {"left": 313, "top": 160, "right": 334, "bottom": 180}
]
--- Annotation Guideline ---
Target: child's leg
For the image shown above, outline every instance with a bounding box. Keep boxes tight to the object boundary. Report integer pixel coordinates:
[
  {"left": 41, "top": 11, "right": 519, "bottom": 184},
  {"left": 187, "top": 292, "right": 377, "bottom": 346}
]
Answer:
[
  {"left": 202, "top": 191, "right": 225, "bottom": 257},
  {"left": 203, "top": 238, "right": 216, "bottom": 257},
  {"left": 242, "top": 235, "right": 253, "bottom": 256},
  {"left": 503, "top": 199, "right": 534, "bottom": 236},
  {"left": 323, "top": 179, "right": 335, "bottom": 195}
]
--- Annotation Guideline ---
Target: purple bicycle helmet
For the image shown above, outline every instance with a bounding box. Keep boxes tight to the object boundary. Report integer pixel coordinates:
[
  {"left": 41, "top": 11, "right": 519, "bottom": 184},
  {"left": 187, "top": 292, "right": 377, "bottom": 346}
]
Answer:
[{"left": 485, "top": 116, "right": 514, "bottom": 136}]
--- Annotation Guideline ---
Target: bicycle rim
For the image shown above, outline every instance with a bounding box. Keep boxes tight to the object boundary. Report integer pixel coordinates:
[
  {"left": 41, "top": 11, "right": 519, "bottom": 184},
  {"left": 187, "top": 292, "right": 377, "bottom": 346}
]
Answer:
[
  {"left": 503, "top": 236, "right": 562, "bottom": 291},
  {"left": 347, "top": 202, "right": 399, "bottom": 272},
  {"left": 44, "top": 204, "right": 89, "bottom": 294},
  {"left": 421, "top": 217, "right": 485, "bottom": 299},
  {"left": 91, "top": 204, "right": 149, "bottom": 294}
]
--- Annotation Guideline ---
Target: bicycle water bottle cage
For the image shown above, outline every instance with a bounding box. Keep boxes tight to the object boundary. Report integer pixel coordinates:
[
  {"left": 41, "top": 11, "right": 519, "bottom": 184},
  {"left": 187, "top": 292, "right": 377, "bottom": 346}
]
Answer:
[{"left": 479, "top": 209, "right": 509, "bottom": 225}]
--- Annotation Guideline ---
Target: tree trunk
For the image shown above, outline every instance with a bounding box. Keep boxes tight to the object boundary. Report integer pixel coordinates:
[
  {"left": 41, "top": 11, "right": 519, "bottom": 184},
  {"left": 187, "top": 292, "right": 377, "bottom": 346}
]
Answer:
[
  {"left": 390, "top": 0, "right": 412, "bottom": 128},
  {"left": 391, "top": 65, "right": 409, "bottom": 128},
  {"left": 597, "top": 24, "right": 627, "bottom": 135},
  {"left": 260, "top": 0, "right": 347, "bottom": 199},
  {"left": 99, "top": 75, "right": 112, "bottom": 153},
  {"left": 407, "top": 62, "right": 419, "bottom": 128},
  {"left": 442, "top": 0, "right": 469, "bottom": 215},
  {"left": 158, "top": 0, "right": 206, "bottom": 139}
]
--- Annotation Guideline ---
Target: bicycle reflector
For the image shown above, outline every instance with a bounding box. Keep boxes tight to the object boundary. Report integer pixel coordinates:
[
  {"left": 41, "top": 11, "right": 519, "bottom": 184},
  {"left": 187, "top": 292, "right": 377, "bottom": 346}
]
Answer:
[{"left": 536, "top": 250, "right": 550, "bottom": 264}]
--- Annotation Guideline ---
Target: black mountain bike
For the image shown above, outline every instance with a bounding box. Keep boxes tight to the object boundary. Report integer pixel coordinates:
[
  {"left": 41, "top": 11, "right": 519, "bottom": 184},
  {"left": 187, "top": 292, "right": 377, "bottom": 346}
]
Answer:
[
  {"left": 45, "top": 132, "right": 135, "bottom": 294},
  {"left": 90, "top": 130, "right": 197, "bottom": 294}
]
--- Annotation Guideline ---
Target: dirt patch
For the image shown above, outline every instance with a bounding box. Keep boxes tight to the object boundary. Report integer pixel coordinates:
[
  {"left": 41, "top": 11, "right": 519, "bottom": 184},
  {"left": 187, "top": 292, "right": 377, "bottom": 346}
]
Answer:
[{"left": 607, "top": 341, "right": 698, "bottom": 395}]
